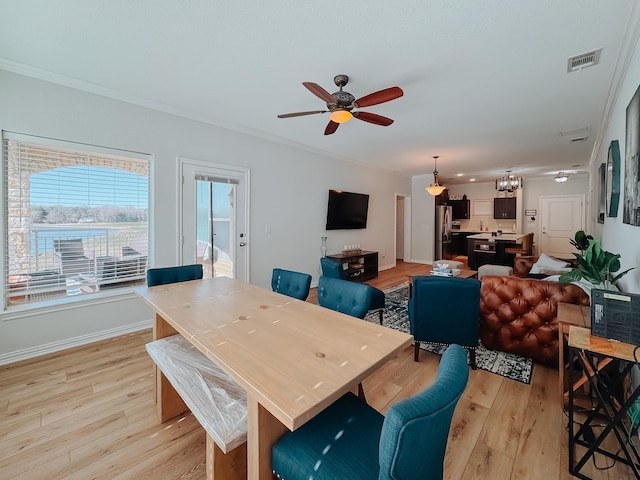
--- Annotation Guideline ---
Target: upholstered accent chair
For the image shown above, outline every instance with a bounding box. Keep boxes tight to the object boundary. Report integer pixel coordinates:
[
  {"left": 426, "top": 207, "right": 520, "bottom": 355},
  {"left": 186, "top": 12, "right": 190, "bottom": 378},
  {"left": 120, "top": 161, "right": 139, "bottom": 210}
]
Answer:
[
  {"left": 146, "top": 264, "right": 203, "bottom": 287},
  {"left": 408, "top": 275, "right": 481, "bottom": 368},
  {"left": 320, "top": 257, "right": 385, "bottom": 324},
  {"left": 271, "top": 344, "right": 469, "bottom": 480},
  {"left": 317, "top": 276, "right": 372, "bottom": 319},
  {"left": 271, "top": 268, "right": 312, "bottom": 301}
]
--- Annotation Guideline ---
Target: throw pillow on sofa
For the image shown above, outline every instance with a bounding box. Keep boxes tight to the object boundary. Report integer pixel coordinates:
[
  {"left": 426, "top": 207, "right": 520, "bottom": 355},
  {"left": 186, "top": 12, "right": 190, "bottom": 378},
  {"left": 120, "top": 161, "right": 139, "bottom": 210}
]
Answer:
[{"left": 529, "top": 253, "right": 571, "bottom": 275}]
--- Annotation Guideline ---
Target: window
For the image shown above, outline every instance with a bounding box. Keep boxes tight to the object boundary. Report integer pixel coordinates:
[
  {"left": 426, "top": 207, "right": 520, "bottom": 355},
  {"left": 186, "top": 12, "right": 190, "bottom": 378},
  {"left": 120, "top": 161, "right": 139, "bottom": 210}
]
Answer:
[{"left": 3, "top": 133, "right": 150, "bottom": 308}]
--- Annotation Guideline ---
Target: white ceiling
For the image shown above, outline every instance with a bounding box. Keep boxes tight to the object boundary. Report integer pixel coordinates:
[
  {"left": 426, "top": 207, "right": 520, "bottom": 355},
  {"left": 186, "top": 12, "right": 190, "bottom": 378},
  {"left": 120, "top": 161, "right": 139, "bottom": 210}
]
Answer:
[{"left": 1, "top": 1, "right": 638, "bottom": 184}]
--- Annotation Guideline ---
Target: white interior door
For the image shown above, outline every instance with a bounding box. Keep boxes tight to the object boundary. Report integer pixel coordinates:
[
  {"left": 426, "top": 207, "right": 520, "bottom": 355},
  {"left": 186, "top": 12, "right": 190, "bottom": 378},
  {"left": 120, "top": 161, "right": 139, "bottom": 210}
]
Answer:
[
  {"left": 180, "top": 160, "right": 249, "bottom": 281},
  {"left": 538, "top": 195, "right": 584, "bottom": 258}
]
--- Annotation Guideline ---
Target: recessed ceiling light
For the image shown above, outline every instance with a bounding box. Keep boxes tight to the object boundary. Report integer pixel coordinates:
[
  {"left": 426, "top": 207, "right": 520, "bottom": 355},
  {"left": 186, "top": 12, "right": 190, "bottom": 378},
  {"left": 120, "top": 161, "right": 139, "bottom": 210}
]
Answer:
[
  {"left": 456, "top": 173, "right": 463, "bottom": 177},
  {"left": 469, "top": 178, "right": 476, "bottom": 182}
]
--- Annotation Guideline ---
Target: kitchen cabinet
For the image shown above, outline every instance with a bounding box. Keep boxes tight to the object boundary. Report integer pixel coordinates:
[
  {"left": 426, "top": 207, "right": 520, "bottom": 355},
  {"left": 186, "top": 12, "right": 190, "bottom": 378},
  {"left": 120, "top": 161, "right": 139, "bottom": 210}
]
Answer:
[
  {"left": 449, "top": 199, "right": 470, "bottom": 219},
  {"left": 493, "top": 197, "right": 516, "bottom": 219}
]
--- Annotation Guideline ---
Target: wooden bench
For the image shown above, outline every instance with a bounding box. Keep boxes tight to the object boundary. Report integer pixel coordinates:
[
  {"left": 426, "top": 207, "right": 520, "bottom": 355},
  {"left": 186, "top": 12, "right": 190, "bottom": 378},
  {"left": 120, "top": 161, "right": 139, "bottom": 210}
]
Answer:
[{"left": 146, "top": 334, "right": 247, "bottom": 479}]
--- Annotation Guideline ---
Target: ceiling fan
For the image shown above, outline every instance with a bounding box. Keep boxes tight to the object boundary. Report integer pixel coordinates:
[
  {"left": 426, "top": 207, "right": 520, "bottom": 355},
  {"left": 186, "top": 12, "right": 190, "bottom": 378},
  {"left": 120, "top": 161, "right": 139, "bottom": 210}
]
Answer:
[{"left": 277, "top": 74, "right": 404, "bottom": 135}]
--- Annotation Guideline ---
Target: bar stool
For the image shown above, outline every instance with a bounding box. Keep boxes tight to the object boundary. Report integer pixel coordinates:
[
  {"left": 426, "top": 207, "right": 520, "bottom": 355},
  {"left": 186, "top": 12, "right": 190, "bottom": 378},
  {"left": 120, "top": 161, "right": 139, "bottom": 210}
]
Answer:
[{"left": 505, "top": 232, "right": 534, "bottom": 257}]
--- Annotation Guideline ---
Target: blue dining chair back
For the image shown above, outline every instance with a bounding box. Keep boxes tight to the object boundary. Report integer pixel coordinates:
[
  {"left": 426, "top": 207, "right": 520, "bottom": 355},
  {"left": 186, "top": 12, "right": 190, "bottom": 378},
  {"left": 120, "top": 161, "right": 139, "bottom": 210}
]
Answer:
[
  {"left": 271, "top": 344, "right": 469, "bottom": 480},
  {"left": 320, "top": 257, "right": 385, "bottom": 323},
  {"left": 317, "top": 276, "right": 372, "bottom": 319},
  {"left": 146, "top": 264, "right": 203, "bottom": 287},
  {"left": 271, "top": 268, "right": 312, "bottom": 301},
  {"left": 319, "top": 256, "right": 348, "bottom": 279},
  {"left": 408, "top": 275, "right": 481, "bottom": 367}
]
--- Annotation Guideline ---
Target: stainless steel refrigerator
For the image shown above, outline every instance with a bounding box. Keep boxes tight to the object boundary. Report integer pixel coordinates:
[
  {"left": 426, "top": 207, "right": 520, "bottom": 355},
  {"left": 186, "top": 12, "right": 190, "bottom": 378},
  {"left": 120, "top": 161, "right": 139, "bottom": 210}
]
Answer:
[{"left": 435, "top": 205, "right": 453, "bottom": 260}]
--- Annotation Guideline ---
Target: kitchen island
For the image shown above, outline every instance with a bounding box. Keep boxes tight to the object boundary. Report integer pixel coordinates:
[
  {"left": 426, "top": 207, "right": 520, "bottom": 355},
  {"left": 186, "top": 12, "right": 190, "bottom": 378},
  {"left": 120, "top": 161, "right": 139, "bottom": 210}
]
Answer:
[{"left": 466, "top": 233, "right": 524, "bottom": 270}]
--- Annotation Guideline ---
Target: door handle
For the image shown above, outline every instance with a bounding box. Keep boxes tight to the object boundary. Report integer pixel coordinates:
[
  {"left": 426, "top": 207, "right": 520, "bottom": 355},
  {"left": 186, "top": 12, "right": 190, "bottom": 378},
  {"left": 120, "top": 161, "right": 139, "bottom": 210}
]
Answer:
[{"left": 239, "top": 242, "right": 246, "bottom": 247}]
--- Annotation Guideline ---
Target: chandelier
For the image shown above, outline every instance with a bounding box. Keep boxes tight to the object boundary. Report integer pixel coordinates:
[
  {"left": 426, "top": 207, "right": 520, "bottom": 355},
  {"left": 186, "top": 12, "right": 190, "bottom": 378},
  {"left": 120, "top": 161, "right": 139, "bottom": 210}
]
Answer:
[
  {"left": 495, "top": 171, "right": 523, "bottom": 192},
  {"left": 425, "top": 156, "right": 446, "bottom": 196}
]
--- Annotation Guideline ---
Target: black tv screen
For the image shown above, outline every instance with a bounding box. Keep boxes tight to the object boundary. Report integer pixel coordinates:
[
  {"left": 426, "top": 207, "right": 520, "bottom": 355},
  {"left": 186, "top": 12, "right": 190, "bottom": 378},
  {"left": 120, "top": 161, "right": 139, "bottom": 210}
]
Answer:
[{"left": 326, "top": 190, "right": 369, "bottom": 230}]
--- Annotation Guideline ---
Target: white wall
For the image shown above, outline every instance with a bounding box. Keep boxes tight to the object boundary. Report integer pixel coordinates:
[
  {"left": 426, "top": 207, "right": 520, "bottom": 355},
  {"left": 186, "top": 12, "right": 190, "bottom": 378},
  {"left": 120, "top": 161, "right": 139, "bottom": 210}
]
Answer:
[
  {"left": 0, "top": 70, "right": 411, "bottom": 361},
  {"left": 588, "top": 31, "right": 640, "bottom": 294},
  {"left": 410, "top": 175, "right": 435, "bottom": 263}
]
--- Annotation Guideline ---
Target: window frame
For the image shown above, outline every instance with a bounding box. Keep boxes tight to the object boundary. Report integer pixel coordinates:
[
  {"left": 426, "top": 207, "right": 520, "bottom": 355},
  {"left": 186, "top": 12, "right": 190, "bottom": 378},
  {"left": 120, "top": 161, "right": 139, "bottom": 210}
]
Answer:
[{"left": 1, "top": 131, "right": 153, "bottom": 315}]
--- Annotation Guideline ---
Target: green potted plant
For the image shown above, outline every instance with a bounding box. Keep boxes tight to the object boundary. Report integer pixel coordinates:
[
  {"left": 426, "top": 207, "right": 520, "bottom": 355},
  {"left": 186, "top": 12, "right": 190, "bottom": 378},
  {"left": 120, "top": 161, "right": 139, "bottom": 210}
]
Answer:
[{"left": 559, "top": 230, "right": 634, "bottom": 291}]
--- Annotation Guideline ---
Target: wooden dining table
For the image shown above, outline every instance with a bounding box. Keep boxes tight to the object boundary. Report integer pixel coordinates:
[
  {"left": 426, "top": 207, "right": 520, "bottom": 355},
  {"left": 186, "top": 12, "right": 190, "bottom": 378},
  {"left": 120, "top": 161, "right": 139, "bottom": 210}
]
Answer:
[{"left": 136, "top": 276, "right": 412, "bottom": 479}]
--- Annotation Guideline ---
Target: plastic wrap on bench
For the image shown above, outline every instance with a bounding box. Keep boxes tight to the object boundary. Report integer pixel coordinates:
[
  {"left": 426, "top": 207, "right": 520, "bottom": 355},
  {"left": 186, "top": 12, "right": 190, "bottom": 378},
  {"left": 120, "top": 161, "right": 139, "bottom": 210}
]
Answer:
[{"left": 145, "top": 335, "right": 247, "bottom": 453}]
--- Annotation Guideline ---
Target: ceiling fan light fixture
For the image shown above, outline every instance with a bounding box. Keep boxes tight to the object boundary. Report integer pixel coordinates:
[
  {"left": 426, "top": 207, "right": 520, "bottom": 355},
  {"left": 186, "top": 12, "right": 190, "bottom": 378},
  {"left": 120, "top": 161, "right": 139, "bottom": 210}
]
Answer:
[
  {"left": 555, "top": 172, "right": 570, "bottom": 183},
  {"left": 425, "top": 156, "right": 446, "bottom": 196},
  {"left": 329, "top": 110, "right": 353, "bottom": 123}
]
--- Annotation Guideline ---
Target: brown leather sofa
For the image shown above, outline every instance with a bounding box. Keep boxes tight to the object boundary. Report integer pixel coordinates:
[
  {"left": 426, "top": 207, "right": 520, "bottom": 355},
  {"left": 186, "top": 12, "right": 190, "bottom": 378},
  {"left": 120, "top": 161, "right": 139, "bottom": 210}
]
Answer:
[
  {"left": 479, "top": 274, "right": 590, "bottom": 366},
  {"left": 513, "top": 256, "right": 538, "bottom": 277}
]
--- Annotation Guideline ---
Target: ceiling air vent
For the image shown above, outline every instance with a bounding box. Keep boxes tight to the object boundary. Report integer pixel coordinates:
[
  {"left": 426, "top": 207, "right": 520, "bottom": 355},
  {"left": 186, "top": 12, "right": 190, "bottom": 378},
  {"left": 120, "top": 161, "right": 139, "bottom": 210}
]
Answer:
[{"left": 567, "top": 49, "right": 602, "bottom": 72}]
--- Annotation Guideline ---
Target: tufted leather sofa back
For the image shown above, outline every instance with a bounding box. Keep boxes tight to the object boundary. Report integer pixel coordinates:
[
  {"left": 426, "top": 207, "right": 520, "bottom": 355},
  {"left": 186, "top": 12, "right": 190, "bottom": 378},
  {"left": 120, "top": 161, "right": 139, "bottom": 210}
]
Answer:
[{"left": 479, "top": 275, "right": 589, "bottom": 366}]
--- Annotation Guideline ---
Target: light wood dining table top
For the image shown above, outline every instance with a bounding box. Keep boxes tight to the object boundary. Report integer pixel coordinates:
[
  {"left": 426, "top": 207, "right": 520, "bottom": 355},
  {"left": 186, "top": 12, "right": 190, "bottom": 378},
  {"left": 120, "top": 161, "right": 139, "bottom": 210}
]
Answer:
[{"left": 136, "top": 276, "right": 413, "bottom": 431}]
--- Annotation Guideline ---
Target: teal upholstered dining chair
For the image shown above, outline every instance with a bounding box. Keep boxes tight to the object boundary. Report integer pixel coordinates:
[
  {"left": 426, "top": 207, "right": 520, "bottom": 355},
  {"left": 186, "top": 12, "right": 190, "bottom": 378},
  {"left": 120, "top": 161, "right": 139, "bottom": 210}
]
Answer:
[
  {"left": 146, "top": 264, "right": 203, "bottom": 287},
  {"left": 408, "top": 275, "right": 481, "bottom": 368},
  {"left": 317, "top": 276, "right": 373, "bottom": 319},
  {"left": 320, "top": 257, "right": 385, "bottom": 324},
  {"left": 271, "top": 268, "right": 312, "bottom": 301},
  {"left": 271, "top": 344, "right": 469, "bottom": 480}
]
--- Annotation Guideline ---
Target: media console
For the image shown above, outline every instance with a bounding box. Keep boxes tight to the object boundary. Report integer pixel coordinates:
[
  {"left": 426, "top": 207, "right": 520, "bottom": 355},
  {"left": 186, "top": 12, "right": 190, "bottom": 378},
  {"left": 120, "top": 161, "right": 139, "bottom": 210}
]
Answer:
[{"left": 326, "top": 250, "right": 378, "bottom": 282}]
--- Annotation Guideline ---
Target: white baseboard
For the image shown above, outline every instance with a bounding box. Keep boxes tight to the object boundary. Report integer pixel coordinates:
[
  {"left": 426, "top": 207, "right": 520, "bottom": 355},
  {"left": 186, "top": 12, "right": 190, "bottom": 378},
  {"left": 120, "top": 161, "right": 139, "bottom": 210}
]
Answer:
[{"left": 0, "top": 319, "right": 153, "bottom": 366}]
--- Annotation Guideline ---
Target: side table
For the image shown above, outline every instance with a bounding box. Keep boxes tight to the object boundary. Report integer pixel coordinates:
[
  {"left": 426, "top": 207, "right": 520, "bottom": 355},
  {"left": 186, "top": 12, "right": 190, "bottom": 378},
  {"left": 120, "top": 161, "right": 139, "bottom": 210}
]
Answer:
[
  {"left": 567, "top": 325, "right": 640, "bottom": 479},
  {"left": 558, "top": 303, "right": 593, "bottom": 407}
]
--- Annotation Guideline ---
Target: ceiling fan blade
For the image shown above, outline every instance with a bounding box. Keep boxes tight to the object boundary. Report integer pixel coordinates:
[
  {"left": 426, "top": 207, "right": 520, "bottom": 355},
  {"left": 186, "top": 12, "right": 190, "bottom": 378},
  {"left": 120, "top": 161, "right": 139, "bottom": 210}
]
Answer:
[
  {"left": 354, "top": 86, "right": 403, "bottom": 108},
  {"left": 353, "top": 111, "right": 394, "bottom": 126},
  {"left": 324, "top": 121, "right": 339, "bottom": 135},
  {"left": 277, "top": 110, "right": 327, "bottom": 118},
  {"left": 303, "top": 82, "right": 336, "bottom": 104}
]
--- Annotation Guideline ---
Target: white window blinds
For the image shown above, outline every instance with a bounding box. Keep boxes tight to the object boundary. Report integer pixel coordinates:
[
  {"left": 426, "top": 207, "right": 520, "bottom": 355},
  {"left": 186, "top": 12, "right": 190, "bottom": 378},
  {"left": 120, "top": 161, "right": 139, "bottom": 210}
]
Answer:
[{"left": 3, "top": 134, "right": 150, "bottom": 308}]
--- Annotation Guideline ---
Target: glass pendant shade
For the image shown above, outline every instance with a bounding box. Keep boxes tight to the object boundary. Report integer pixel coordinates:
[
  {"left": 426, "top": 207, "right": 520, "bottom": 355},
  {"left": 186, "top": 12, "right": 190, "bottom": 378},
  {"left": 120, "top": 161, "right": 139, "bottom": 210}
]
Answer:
[
  {"left": 329, "top": 110, "right": 353, "bottom": 123},
  {"left": 426, "top": 184, "right": 446, "bottom": 196},
  {"left": 425, "top": 155, "right": 446, "bottom": 196}
]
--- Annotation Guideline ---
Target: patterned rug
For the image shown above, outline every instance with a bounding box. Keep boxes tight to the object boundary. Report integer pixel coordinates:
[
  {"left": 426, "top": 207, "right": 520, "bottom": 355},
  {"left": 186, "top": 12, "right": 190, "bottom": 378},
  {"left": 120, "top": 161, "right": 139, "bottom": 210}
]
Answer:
[{"left": 364, "top": 283, "right": 533, "bottom": 384}]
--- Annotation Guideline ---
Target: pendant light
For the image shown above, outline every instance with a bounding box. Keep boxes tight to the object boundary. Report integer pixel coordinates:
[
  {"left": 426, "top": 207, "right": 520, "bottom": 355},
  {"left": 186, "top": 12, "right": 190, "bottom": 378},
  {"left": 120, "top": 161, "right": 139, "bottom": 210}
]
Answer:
[
  {"left": 425, "top": 156, "right": 446, "bottom": 196},
  {"left": 495, "top": 170, "right": 523, "bottom": 192}
]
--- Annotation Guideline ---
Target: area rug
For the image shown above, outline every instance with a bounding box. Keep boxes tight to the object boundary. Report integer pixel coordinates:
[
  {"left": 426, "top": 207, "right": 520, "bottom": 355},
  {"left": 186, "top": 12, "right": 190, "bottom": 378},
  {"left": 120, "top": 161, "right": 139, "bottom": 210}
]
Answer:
[{"left": 365, "top": 283, "right": 533, "bottom": 384}]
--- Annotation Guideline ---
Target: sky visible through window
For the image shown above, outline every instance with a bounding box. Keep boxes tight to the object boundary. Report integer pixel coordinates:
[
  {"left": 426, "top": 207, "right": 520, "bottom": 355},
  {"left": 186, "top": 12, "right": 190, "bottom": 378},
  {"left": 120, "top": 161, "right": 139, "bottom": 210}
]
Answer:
[{"left": 30, "top": 166, "right": 148, "bottom": 207}]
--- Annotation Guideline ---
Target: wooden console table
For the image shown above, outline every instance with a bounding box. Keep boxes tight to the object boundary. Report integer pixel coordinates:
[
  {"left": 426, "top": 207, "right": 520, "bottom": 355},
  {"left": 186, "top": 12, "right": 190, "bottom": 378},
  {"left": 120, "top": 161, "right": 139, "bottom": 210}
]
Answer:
[{"left": 326, "top": 250, "right": 378, "bottom": 282}]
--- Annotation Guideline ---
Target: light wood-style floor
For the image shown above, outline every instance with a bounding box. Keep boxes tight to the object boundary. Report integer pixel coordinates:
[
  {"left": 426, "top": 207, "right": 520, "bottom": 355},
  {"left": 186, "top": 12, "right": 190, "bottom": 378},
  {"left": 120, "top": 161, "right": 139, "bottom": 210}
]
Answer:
[{"left": 0, "top": 261, "right": 635, "bottom": 479}]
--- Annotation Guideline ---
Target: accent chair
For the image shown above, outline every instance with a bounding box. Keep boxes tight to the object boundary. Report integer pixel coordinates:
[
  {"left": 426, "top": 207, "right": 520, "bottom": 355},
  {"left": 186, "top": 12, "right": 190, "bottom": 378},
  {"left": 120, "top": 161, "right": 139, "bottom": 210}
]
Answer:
[
  {"left": 146, "top": 264, "right": 203, "bottom": 287},
  {"left": 271, "top": 268, "right": 312, "bottom": 301},
  {"left": 408, "top": 275, "right": 481, "bottom": 368},
  {"left": 320, "top": 257, "right": 385, "bottom": 324},
  {"left": 271, "top": 344, "right": 469, "bottom": 480}
]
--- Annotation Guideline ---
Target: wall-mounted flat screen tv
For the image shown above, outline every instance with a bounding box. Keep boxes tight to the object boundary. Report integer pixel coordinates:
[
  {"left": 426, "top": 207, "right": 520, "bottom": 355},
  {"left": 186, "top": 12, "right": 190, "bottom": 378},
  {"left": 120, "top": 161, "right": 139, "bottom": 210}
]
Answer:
[{"left": 326, "top": 190, "right": 369, "bottom": 230}]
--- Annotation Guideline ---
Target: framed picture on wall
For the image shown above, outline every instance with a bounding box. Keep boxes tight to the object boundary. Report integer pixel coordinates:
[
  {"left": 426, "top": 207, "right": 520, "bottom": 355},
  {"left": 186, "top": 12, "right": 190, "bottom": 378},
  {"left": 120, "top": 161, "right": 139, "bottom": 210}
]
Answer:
[
  {"left": 597, "top": 162, "right": 606, "bottom": 224},
  {"left": 624, "top": 84, "right": 640, "bottom": 226},
  {"left": 606, "top": 139, "right": 621, "bottom": 217}
]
